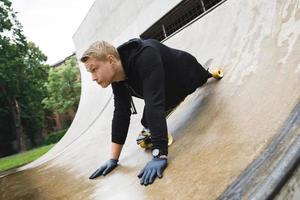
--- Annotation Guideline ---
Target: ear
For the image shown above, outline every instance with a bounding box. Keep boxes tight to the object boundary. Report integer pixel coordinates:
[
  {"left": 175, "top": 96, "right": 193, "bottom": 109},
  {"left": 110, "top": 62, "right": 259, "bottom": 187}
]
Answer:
[{"left": 107, "top": 54, "right": 115, "bottom": 64}]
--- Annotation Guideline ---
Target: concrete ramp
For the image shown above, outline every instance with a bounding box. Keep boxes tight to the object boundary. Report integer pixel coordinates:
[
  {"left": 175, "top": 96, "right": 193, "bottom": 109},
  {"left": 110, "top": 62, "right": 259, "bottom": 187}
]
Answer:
[{"left": 1, "top": 0, "right": 300, "bottom": 199}]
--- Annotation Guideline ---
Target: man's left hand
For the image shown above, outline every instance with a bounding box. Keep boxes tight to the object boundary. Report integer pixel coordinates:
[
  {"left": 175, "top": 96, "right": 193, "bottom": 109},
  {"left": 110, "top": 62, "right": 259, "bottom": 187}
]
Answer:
[{"left": 137, "top": 158, "right": 167, "bottom": 186}]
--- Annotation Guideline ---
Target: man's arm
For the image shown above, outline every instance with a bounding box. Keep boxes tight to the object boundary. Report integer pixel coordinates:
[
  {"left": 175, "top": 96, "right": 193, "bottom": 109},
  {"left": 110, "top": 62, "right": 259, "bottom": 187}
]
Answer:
[
  {"left": 111, "top": 142, "right": 123, "bottom": 160},
  {"left": 89, "top": 82, "right": 131, "bottom": 180},
  {"left": 111, "top": 81, "right": 132, "bottom": 145},
  {"left": 135, "top": 47, "right": 169, "bottom": 186},
  {"left": 136, "top": 47, "right": 168, "bottom": 156}
]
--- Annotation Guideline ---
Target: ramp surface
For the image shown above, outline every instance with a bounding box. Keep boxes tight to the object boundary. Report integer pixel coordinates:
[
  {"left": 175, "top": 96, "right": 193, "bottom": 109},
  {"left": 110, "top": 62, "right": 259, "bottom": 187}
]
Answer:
[{"left": 1, "top": 0, "right": 300, "bottom": 199}]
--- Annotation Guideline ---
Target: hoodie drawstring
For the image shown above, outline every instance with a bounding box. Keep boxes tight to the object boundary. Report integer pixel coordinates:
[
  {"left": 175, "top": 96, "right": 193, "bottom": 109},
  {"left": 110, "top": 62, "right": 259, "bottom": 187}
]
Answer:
[
  {"left": 130, "top": 97, "right": 137, "bottom": 114},
  {"left": 125, "top": 82, "right": 137, "bottom": 115}
]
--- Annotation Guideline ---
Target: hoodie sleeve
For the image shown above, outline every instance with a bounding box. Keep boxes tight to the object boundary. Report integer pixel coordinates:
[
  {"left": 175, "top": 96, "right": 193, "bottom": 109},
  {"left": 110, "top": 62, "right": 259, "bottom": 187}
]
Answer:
[
  {"left": 111, "top": 82, "right": 132, "bottom": 144},
  {"left": 135, "top": 47, "right": 168, "bottom": 156}
]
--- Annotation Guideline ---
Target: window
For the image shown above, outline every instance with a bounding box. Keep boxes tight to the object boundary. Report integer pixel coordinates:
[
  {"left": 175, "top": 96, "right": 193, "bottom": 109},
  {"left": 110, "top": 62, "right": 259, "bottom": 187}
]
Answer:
[{"left": 140, "top": 0, "right": 224, "bottom": 41}]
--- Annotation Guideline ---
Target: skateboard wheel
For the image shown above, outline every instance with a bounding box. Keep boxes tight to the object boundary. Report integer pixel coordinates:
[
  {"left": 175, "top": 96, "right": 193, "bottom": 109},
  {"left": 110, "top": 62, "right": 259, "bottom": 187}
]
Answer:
[
  {"left": 168, "top": 133, "right": 173, "bottom": 146},
  {"left": 139, "top": 141, "right": 152, "bottom": 149},
  {"left": 212, "top": 69, "right": 224, "bottom": 79}
]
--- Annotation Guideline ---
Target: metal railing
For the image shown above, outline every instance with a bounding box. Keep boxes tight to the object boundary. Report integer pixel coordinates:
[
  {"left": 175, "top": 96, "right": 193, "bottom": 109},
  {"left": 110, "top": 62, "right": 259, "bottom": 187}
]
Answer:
[{"left": 140, "top": 0, "right": 224, "bottom": 41}]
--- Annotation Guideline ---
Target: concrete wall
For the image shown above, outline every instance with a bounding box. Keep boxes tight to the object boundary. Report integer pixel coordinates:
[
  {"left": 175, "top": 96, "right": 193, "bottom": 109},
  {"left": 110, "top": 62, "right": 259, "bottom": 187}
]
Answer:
[{"left": 73, "top": 0, "right": 182, "bottom": 56}]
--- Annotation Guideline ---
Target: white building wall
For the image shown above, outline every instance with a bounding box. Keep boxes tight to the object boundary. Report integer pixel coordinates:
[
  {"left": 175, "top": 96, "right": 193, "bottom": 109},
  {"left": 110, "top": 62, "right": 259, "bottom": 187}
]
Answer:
[{"left": 73, "top": 0, "right": 182, "bottom": 57}]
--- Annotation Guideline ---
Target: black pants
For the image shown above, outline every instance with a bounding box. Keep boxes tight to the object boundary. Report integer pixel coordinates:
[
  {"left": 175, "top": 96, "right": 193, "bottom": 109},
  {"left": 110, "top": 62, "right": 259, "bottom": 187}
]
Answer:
[
  {"left": 141, "top": 100, "right": 183, "bottom": 129},
  {"left": 141, "top": 64, "right": 211, "bottom": 129}
]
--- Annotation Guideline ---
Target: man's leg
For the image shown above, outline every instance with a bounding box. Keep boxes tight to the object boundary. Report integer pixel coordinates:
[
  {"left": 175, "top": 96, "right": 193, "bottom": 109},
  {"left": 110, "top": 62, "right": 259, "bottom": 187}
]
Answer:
[{"left": 140, "top": 99, "right": 185, "bottom": 129}]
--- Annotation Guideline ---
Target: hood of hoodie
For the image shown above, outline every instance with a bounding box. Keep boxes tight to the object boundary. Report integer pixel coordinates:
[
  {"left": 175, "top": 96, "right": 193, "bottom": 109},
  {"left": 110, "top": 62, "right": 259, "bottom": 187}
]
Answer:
[{"left": 117, "top": 38, "right": 148, "bottom": 78}]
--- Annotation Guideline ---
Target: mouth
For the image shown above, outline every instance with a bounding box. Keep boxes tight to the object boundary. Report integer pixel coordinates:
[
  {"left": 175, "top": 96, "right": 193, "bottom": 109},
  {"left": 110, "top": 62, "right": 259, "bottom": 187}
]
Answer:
[{"left": 97, "top": 81, "right": 105, "bottom": 87}]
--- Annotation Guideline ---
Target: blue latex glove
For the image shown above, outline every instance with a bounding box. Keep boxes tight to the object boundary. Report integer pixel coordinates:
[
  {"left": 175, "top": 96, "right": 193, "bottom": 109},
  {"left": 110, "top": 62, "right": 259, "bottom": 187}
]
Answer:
[
  {"left": 89, "top": 159, "right": 118, "bottom": 179},
  {"left": 137, "top": 158, "right": 168, "bottom": 186}
]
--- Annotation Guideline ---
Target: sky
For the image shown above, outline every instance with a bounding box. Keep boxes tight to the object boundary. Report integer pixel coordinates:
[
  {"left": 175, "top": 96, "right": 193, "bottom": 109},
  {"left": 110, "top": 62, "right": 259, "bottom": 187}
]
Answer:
[{"left": 12, "top": 0, "right": 95, "bottom": 65}]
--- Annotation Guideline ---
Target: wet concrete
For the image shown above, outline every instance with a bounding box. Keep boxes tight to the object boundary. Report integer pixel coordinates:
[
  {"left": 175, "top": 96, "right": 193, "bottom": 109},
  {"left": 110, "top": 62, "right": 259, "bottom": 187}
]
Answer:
[
  {"left": 218, "top": 101, "right": 300, "bottom": 199},
  {"left": 0, "top": 161, "right": 95, "bottom": 200},
  {"left": 1, "top": 0, "right": 300, "bottom": 199}
]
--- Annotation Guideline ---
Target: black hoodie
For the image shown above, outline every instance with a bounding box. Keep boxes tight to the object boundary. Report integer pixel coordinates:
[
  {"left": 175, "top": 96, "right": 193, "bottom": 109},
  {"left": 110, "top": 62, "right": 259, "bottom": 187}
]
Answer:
[{"left": 111, "top": 38, "right": 210, "bottom": 155}]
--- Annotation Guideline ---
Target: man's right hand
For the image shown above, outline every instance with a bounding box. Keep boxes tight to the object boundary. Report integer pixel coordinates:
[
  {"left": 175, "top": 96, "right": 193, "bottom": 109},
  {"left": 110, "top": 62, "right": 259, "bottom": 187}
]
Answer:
[{"left": 89, "top": 159, "right": 118, "bottom": 179}]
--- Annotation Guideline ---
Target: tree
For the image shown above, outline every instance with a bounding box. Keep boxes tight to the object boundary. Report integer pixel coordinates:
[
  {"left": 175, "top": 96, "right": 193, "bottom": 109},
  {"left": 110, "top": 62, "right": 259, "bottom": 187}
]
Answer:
[
  {"left": 42, "top": 56, "right": 81, "bottom": 129},
  {"left": 1, "top": 0, "right": 28, "bottom": 153},
  {"left": 20, "top": 42, "right": 49, "bottom": 147},
  {"left": 0, "top": 0, "right": 49, "bottom": 155}
]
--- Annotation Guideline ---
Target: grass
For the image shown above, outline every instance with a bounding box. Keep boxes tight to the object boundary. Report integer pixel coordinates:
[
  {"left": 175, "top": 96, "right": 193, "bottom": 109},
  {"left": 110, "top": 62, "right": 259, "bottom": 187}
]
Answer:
[{"left": 0, "top": 143, "right": 55, "bottom": 173}]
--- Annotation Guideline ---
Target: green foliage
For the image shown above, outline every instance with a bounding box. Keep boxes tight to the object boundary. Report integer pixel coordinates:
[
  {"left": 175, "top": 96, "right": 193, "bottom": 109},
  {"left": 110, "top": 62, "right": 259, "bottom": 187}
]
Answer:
[
  {"left": 20, "top": 43, "right": 49, "bottom": 145},
  {"left": 0, "top": 0, "right": 49, "bottom": 150},
  {"left": 42, "top": 57, "right": 81, "bottom": 114},
  {"left": 0, "top": 0, "right": 13, "bottom": 32},
  {"left": 43, "top": 129, "right": 67, "bottom": 145},
  {"left": 0, "top": 0, "right": 81, "bottom": 154}
]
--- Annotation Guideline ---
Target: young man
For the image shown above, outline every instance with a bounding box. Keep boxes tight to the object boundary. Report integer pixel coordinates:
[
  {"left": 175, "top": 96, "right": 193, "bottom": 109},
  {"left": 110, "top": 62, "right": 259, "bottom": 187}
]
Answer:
[{"left": 81, "top": 38, "right": 219, "bottom": 186}]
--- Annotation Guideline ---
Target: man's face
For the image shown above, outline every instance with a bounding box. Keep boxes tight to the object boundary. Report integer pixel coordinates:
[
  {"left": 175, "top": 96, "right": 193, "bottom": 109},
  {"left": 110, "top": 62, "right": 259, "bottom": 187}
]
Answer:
[{"left": 84, "top": 56, "right": 115, "bottom": 88}]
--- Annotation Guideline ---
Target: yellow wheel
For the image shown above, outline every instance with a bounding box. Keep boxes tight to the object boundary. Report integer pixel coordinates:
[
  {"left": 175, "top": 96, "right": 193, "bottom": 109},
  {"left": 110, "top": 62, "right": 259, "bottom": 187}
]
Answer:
[
  {"left": 139, "top": 141, "right": 146, "bottom": 148},
  {"left": 211, "top": 69, "right": 224, "bottom": 79},
  {"left": 168, "top": 133, "right": 173, "bottom": 146},
  {"left": 139, "top": 141, "right": 153, "bottom": 149}
]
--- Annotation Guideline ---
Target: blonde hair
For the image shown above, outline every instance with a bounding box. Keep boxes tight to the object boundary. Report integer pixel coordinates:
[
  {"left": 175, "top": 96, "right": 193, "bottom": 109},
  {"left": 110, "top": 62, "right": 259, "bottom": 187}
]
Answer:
[{"left": 80, "top": 41, "right": 120, "bottom": 63}]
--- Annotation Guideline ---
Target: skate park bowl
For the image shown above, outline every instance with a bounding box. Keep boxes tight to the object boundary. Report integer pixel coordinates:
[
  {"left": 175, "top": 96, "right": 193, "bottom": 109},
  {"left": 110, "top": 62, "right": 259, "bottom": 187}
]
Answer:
[{"left": 1, "top": 0, "right": 300, "bottom": 199}]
